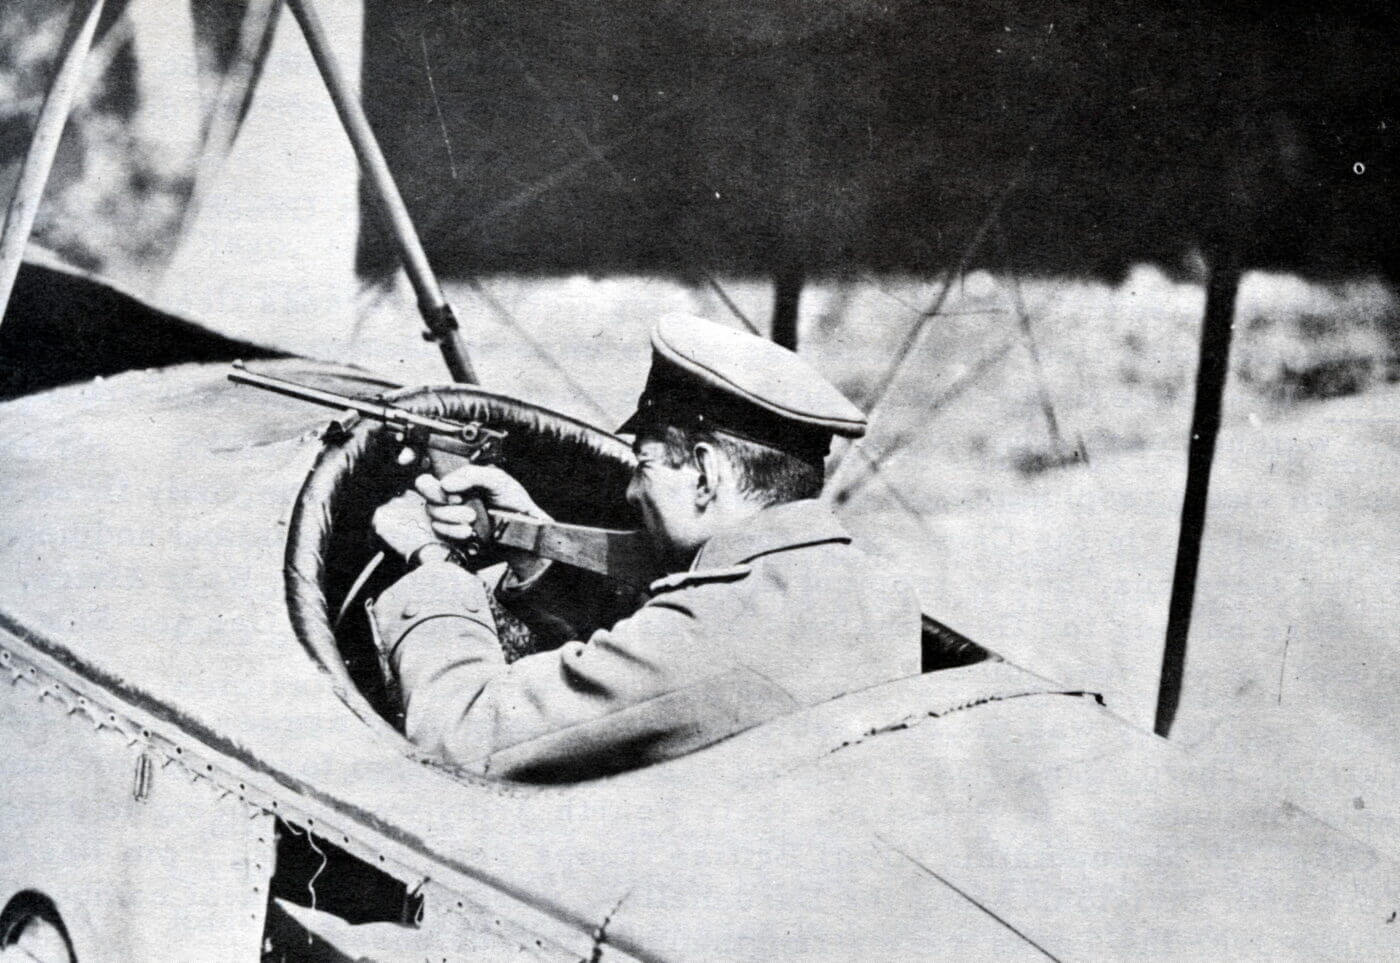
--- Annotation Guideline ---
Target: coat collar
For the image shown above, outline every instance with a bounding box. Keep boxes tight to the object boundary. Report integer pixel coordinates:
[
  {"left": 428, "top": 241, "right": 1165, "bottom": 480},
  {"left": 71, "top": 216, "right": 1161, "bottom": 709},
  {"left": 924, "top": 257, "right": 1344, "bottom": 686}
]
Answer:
[{"left": 691, "top": 499, "right": 851, "bottom": 570}]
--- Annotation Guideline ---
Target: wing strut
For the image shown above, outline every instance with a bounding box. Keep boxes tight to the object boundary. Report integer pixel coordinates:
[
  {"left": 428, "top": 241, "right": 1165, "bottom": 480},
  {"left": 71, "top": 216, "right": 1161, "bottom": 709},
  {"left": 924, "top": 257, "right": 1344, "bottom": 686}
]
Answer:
[
  {"left": 1153, "top": 252, "right": 1242, "bottom": 737},
  {"left": 0, "top": 0, "right": 108, "bottom": 325},
  {"left": 284, "top": 0, "right": 479, "bottom": 384}
]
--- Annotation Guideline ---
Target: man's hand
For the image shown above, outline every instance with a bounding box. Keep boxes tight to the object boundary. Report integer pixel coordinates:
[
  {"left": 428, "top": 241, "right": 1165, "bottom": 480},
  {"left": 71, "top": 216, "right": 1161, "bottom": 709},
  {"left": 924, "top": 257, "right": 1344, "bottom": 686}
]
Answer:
[
  {"left": 372, "top": 490, "right": 439, "bottom": 560},
  {"left": 415, "top": 464, "right": 551, "bottom": 540},
  {"left": 415, "top": 464, "right": 551, "bottom": 580}
]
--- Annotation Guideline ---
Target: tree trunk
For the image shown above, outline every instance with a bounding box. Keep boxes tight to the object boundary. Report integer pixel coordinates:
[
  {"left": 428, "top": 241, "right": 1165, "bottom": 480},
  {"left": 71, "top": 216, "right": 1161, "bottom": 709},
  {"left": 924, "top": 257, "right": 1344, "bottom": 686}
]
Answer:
[
  {"left": 1153, "top": 250, "right": 1243, "bottom": 738},
  {"left": 771, "top": 266, "right": 803, "bottom": 350}
]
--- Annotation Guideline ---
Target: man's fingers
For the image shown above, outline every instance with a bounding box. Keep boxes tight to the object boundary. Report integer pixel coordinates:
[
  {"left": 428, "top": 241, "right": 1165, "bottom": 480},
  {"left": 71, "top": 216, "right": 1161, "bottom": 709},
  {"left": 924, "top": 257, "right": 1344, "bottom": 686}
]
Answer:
[
  {"left": 371, "top": 489, "right": 434, "bottom": 558},
  {"left": 414, "top": 473, "right": 448, "bottom": 504},
  {"left": 426, "top": 503, "right": 477, "bottom": 526},
  {"left": 430, "top": 519, "right": 477, "bottom": 541},
  {"left": 439, "top": 464, "right": 488, "bottom": 490},
  {"left": 389, "top": 489, "right": 426, "bottom": 509},
  {"left": 437, "top": 463, "right": 544, "bottom": 518},
  {"left": 396, "top": 445, "right": 420, "bottom": 467}
]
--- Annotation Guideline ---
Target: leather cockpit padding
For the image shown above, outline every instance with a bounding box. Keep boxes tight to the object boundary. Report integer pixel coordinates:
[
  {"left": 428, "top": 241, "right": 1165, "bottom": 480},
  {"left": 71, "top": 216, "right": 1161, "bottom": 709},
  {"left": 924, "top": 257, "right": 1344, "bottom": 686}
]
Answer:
[{"left": 284, "top": 384, "right": 638, "bottom": 733}]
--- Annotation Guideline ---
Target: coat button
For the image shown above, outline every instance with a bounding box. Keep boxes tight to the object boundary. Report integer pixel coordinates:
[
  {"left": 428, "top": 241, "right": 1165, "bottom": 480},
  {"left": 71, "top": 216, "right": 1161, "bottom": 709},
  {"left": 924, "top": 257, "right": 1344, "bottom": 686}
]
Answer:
[{"left": 401, "top": 603, "right": 419, "bottom": 618}]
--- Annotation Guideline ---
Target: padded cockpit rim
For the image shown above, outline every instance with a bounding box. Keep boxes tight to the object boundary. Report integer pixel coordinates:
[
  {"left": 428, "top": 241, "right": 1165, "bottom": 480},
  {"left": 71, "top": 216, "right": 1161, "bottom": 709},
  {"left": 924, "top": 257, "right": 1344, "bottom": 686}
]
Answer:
[{"left": 283, "top": 384, "right": 636, "bottom": 739}]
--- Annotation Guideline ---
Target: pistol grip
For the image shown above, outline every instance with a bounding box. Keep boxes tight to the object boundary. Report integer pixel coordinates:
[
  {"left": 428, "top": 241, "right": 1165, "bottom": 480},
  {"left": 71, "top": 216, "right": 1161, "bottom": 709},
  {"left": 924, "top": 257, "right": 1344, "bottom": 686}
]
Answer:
[
  {"left": 460, "top": 496, "right": 493, "bottom": 560},
  {"left": 425, "top": 446, "right": 468, "bottom": 479}
]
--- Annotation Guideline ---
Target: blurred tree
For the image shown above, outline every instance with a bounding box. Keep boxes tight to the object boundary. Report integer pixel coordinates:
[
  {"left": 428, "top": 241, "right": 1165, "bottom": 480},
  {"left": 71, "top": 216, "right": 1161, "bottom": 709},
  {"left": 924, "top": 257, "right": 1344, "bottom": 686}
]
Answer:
[
  {"left": 359, "top": 0, "right": 1398, "bottom": 285},
  {"left": 0, "top": 0, "right": 276, "bottom": 280}
]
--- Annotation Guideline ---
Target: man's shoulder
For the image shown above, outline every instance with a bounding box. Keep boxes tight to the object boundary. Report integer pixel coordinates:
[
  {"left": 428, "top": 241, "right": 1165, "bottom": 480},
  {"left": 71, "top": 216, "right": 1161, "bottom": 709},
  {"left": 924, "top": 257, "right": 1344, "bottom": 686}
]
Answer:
[{"left": 753, "top": 536, "right": 919, "bottom": 617}]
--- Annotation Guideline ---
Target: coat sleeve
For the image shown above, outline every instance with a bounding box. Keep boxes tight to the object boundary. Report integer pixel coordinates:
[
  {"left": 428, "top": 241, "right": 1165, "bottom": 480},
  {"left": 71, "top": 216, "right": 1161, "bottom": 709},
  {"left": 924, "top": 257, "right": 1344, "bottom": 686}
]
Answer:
[{"left": 370, "top": 561, "right": 788, "bottom": 779}]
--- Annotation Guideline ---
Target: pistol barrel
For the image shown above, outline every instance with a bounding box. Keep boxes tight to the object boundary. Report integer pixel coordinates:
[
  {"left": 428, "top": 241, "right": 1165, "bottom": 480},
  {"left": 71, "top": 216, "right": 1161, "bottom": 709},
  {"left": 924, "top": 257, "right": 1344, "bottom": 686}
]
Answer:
[{"left": 228, "top": 362, "right": 464, "bottom": 434}]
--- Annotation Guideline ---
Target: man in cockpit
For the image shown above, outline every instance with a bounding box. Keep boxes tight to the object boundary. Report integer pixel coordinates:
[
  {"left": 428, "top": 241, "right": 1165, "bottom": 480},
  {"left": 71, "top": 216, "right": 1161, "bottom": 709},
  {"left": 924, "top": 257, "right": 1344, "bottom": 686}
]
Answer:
[{"left": 370, "top": 314, "right": 920, "bottom": 780}]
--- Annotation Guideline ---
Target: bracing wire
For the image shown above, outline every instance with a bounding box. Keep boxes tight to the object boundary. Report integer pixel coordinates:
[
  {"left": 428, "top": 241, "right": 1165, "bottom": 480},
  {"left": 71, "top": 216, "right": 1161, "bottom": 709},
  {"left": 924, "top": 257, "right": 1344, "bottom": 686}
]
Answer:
[
  {"left": 996, "top": 222, "right": 1084, "bottom": 463},
  {"left": 699, "top": 269, "right": 762, "bottom": 335},
  {"left": 826, "top": 103, "right": 1069, "bottom": 498},
  {"left": 832, "top": 337, "right": 1016, "bottom": 504},
  {"left": 467, "top": 280, "right": 617, "bottom": 426}
]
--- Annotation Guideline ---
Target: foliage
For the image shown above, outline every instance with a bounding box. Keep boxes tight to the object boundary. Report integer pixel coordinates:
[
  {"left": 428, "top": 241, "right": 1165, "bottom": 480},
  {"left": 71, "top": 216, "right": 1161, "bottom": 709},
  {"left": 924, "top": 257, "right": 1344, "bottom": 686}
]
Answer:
[
  {"left": 361, "top": 0, "right": 1400, "bottom": 282},
  {"left": 0, "top": 0, "right": 195, "bottom": 276}
]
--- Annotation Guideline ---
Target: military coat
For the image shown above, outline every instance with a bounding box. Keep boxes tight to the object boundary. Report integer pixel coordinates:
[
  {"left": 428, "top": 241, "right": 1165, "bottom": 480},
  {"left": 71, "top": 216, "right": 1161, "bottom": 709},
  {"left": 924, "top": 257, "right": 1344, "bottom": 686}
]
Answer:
[{"left": 371, "top": 499, "right": 920, "bottom": 781}]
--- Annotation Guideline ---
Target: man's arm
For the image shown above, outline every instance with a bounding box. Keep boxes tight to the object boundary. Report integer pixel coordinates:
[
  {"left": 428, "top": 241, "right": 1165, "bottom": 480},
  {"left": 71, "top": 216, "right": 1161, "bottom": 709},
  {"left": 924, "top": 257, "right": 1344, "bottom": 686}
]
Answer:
[
  {"left": 370, "top": 462, "right": 792, "bottom": 778},
  {"left": 375, "top": 464, "right": 644, "bottom": 644},
  {"left": 371, "top": 563, "right": 792, "bottom": 779}
]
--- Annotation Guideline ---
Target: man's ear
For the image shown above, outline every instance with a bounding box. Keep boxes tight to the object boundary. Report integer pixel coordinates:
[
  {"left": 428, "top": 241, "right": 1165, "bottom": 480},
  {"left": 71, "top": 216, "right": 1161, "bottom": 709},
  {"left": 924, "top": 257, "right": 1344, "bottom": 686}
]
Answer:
[{"left": 691, "top": 442, "right": 723, "bottom": 508}]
